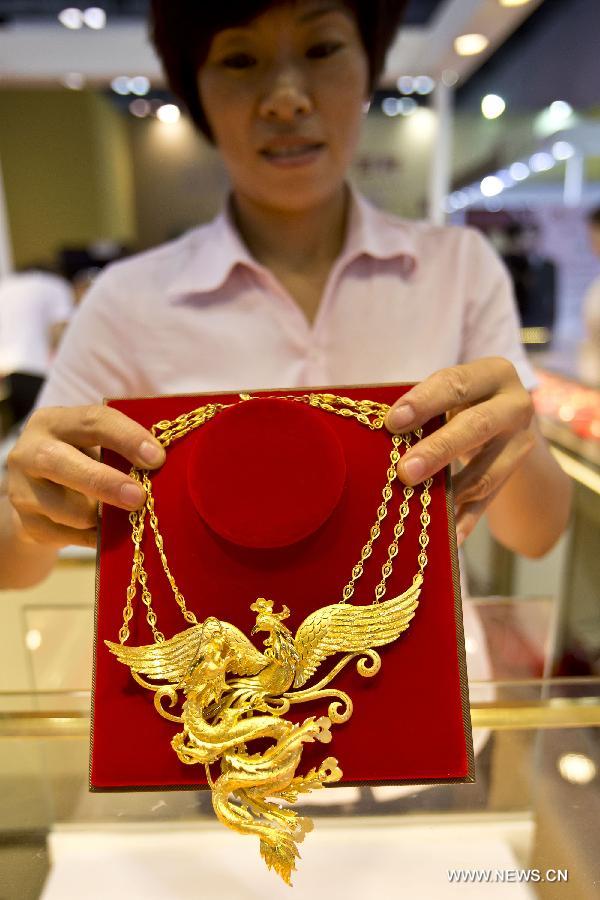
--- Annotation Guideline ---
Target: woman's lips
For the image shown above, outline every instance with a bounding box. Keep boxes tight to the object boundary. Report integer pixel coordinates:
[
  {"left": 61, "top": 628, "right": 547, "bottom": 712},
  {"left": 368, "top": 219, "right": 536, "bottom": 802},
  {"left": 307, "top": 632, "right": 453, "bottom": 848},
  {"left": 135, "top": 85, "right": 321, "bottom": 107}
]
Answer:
[{"left": 259, "top": 142, "right": 326, "bottom": 168}]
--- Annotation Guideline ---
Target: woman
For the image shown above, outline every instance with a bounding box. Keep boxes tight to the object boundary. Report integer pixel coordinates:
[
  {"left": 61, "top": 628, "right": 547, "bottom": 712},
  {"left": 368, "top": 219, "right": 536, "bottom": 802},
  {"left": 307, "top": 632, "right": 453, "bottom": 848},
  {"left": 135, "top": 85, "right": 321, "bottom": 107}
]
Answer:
[{"left": 0, "top": 0, "right": 570, "bottom": 588}]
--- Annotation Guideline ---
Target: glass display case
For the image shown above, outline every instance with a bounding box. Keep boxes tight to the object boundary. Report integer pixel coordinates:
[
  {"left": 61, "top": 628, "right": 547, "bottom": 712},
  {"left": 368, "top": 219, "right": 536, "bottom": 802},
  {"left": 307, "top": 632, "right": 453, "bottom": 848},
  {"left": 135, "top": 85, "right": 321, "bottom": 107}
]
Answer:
[{"left": 1, "top": 587, "right": 599, "bottom": 900}]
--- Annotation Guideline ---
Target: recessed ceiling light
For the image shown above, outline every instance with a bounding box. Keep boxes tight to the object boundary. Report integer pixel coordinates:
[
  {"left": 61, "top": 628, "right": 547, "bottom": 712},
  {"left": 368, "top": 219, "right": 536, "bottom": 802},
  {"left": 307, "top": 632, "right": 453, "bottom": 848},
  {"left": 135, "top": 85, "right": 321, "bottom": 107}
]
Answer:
[
  {"left": 481, "top": 94, "right": 506, "bottom": 119},
  {"left": 480, "top": 175, "right": 504, "bottom": 197},
  {"left": 454, "top": 33, "right": 489, "bottom": 56},
  {"left": 397, "top": 75, "right": 414, "bottom": 95},
  {"left": 129, "top": 99, "right": 151, "bottom": 119},
  {"left": 509, "top": 161, "right": 530, "bottom": 181},
  {"left": 83, "top": 7, "right": 106, "bottom": 30},
  {"left": 111, "top": 75, "right": 131, "bottom": 96},
  {"left": 549, "top": 100, "right": 573, "bottom": 120},
  {"left": 382, "top": 97, "right": 402, "bottom": 117},
  {"left": 499, "top": 0, "right": 532, "bottom": 7},
  {"left": 552, "top": 140, "right": 575, "bottom": 161},
  {"left": 529, "top": 151, "right": 554, "bottom": 173},
  {"left": 129, "top": 76, "right": 150, "bottom": 97},
  {"left": 62, "top": 72, "right": 86, "bottom": 90},
  {"left": 58, "top": 7, "right": 83, "bottom": 29},
  {"left": 156, "top": 103, "right": 181, "bottom": 124},
  {"left": 414, "top": 75, "right": 435, "bottom": 95},
  {"left": 442, "top": 69, "right": 459, "bottom": 87}
]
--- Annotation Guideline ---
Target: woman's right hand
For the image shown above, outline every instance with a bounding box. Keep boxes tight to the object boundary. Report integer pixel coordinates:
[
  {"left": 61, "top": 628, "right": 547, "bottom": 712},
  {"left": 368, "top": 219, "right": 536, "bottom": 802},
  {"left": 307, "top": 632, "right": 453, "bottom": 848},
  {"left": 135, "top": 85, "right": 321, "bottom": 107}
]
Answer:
[{"left": 6, "top": 405, "right": 165, "bottom": 549}]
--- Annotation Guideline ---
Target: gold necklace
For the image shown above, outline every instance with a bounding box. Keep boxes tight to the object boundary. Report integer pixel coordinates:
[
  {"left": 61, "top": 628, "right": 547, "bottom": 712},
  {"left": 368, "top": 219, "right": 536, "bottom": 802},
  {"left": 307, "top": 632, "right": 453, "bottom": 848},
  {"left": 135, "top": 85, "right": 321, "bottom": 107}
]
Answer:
[{"left": 105, "top": 392, "right": 432, "bottom": 884}]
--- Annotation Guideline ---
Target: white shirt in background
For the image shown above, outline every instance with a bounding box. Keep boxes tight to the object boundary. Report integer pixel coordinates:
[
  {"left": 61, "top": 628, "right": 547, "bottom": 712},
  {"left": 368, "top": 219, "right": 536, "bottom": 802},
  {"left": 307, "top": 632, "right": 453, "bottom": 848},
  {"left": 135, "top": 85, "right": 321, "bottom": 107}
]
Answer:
[{"left": 0, "top": 271, "right": 74, "bottom": 377}]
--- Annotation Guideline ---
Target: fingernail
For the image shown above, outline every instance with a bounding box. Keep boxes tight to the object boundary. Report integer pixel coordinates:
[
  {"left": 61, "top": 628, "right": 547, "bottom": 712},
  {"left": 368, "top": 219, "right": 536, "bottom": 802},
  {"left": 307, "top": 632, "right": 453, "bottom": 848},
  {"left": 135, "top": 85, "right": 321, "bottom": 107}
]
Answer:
[
  {"left": 139, "top": 440, "right": 164, "bottom": 466},
  {"left": 401, "top": 455, "right": 425, "bottom": 483},
  {"left": 120, "top": 483, "right": 145, "bottom": 509},
  {"left": 388, "top": 403, "right": 414, "bottom": 431}
]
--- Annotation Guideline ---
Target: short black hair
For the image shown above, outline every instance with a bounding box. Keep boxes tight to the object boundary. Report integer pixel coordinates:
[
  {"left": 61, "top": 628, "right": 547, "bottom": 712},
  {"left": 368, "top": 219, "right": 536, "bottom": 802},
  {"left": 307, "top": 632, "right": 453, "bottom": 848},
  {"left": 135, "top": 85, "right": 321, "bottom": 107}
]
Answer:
[
  {"left": 588, "top": 206, "right": 600, "bottom": 228},
  {"left": 150, "top": 0, "right": 408, "bottom": 140}
]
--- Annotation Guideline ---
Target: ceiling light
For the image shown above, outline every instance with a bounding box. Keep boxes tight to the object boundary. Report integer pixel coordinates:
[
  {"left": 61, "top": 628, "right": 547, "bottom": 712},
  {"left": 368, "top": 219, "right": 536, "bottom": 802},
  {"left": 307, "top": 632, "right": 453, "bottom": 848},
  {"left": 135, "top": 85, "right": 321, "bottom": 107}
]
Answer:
[
  {"left": 529, "top": 151, "right": 554, "bottom": 172},
  {"left": 62, "top": 72, "right": 86, "bottom": 90},
  {"left": 397, "top": 75, "right": 414, "bottom": 95},
  {"left": 382, "top": 97, "right": 402, "bottom": 117},
  {"left": 129, "top": 75, "right": 150, "bottom": 96},
  {"left": 129, "top": 99, "right": 151, "bottom": 118},
  {"left": 509, "top": 161, "right": 530, "bottom": 181},
  {"left": 498, "top": 0, "right": 532, "bottom": 6},
  {"left": 401, "top": 97, "right": 418, "bottom": 116},
  {"left": 83, "top": 7, "right": 106, "bottom": 29},
  {"left": 442, "top": 69, "right": 459, "bottom": 87},
  {"left": 58, "top": 7, "right": 84, "bottom": 29},
  {"left": 414, "top": 75, "right": 435, "bottom": 95},
  {"left": 454, "top": 33, "right": 489, "bottom": 57},
  {"left": 496, "top": 168, "right": 514, "bottom": 187},
  {"left": 549, "top": 100, "right": 573, "bottom": 121},
  {"left": 111, "top": 75, "right": 131, "bottom": 95},
  {"left": 481, "top": 94, "right": 506, "bottom": 119},
  {"left": 552, "top": 140, "right": 575, "bottom": 161},
  {"left": 156, "top": 103, "right": 181, "bottom": 124},
  {"left": 558, "top": 753, "right": 597, "bottom": 785},
  {"left": 480, "top": 175, "right": 504, "bottom": 197}
]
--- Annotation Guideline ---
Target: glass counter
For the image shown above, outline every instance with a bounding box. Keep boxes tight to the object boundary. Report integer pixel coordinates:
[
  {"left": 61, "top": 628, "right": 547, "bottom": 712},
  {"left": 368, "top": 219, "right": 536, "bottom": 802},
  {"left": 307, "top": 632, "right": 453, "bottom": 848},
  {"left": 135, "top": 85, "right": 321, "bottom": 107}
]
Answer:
[{"left": 1, "top": 595, "right": 599, "bottom": 900}]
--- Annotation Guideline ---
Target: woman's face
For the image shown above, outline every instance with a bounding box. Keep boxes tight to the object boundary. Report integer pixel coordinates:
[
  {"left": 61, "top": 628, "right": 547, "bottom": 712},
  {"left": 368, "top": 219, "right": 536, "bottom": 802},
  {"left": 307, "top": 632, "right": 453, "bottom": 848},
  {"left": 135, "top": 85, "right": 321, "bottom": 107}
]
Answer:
[{"left": 198, "top": 1, "right": 369, "bottom": 212}]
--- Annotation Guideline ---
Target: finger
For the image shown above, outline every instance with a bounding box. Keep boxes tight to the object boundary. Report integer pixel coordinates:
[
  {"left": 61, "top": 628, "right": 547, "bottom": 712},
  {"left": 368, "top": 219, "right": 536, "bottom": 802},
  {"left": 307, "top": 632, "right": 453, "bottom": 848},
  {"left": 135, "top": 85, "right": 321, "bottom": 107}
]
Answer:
[
  {"left": 395, "top": 395, "right": 525, "bottom": 486},
  {"left": 29, "top": 405, "right": 165, "bottom": 469},
  {"left": 385, "top": 358, "right": 520, "bottom": 433},
  {"left": 17, "top": 510, "right": 97, "bottom": 549},
  {"left": 24, "top": 441, "right": 146, "bottom": 511},
  {"left": 82, "top": 446, "right": 101, "bottom": 462},
  {"left": 452, "top": 429, "right": 535, "bottom": 507},
  {"left": 14, "top": 477, "right": 99, "bottom": 530}
]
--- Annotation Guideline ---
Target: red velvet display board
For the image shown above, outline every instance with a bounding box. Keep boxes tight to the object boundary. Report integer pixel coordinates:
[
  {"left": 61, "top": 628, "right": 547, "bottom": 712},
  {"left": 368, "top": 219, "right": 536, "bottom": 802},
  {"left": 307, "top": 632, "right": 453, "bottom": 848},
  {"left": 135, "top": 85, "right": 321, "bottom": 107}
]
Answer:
[{"left": 91, "top": 385, "right": 474, "bottom": 790}]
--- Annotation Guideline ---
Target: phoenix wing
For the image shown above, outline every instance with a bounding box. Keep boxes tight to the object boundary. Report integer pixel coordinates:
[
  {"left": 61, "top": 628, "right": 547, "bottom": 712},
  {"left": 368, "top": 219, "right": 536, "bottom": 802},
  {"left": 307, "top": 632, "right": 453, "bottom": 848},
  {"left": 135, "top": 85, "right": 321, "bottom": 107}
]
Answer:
[
  {"left": 293, "top": 576, "right": 422, "bottom": 689},
  {"left": 105, "top": 620, "right": 267, "bottom": 685}
]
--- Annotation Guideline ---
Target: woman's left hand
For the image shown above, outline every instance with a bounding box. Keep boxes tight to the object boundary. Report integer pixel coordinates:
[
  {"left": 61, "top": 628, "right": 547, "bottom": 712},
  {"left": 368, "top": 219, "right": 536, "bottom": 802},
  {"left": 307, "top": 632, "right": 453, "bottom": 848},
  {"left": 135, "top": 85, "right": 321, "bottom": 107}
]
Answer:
[{"left": 385, "top": 357, "right": 536, "bottom": 546}]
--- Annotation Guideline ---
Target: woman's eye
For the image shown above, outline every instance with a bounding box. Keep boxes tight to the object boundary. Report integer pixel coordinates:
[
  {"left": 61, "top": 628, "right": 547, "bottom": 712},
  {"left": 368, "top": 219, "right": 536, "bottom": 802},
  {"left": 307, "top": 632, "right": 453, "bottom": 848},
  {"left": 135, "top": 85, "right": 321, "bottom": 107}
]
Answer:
[
  {"left": 306, "top": 41, "right": 343, "bottom": 60},
  {"left": 221, "top": 53, "right": 257, "bottom": 70}
]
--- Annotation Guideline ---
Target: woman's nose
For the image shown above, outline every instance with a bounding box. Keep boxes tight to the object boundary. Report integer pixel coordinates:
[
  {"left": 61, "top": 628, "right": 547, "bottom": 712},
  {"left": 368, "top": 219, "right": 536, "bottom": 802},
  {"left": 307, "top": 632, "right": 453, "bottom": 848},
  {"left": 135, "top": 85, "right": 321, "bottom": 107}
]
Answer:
[{"left": 258, "top": 68, "right": 313, "bottom": 121}]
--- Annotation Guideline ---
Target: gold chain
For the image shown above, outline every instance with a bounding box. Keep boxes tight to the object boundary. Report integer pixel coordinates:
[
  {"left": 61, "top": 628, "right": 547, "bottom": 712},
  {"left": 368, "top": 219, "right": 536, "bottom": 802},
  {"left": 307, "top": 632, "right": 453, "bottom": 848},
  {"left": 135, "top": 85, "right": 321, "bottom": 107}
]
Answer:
[{"left": 119, "top": 393, "right": 432, "bottom": 644}]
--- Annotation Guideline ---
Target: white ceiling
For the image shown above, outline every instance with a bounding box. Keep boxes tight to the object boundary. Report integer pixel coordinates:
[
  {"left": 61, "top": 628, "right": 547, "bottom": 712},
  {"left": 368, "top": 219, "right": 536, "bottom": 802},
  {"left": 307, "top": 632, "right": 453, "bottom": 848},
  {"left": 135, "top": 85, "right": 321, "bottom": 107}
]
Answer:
[{"left": 0, "top": 0, "right": 544, "bottom": 87}]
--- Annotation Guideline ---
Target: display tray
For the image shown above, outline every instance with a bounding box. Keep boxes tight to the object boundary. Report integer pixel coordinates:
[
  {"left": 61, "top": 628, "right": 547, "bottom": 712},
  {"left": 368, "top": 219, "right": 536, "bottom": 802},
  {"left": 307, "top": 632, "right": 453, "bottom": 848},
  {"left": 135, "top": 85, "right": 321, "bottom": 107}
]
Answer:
[{"left": 91, "top": 384, "right": 474, "bottom": 790}]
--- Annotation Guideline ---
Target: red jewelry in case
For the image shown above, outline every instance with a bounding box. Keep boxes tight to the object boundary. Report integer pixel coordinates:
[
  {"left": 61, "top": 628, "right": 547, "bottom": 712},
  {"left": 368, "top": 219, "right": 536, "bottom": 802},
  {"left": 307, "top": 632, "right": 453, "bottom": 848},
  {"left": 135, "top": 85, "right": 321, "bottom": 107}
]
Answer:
[{"left": 91, "top": 385, "right": 474, "bottom": 790}]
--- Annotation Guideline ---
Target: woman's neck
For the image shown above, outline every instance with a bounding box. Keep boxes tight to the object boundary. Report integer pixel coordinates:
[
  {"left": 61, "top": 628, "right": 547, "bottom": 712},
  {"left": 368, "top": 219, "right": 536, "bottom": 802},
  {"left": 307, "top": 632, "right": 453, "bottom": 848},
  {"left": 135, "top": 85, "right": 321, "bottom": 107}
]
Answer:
[{"left": 230, "top": 186, "right": 349, "bottom": 277}]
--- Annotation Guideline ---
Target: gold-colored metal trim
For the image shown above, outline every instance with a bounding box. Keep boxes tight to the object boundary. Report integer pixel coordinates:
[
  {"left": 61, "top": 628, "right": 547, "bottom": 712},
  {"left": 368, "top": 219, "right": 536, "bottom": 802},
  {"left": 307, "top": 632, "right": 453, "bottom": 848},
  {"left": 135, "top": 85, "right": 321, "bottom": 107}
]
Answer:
[
  {"left": 551, "top": 446, "right": 600, "bottom": 497},
  {"left": 10, "top": 698, "right": 600, "bottom": 742}
]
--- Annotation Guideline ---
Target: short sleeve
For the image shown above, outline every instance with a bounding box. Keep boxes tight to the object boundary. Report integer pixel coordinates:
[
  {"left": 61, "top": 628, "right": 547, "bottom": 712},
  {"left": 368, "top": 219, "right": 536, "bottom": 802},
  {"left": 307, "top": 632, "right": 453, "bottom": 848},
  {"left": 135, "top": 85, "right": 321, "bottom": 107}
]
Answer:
[{"left": 460, "top": 228, "right": 538, "bottom": 392}]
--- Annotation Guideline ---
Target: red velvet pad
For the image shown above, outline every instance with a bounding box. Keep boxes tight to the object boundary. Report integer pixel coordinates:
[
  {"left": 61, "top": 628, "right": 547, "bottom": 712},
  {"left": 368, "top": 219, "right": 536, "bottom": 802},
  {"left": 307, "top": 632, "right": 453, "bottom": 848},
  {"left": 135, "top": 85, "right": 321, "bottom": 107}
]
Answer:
[
  {"left": 91, "top": 385, "right": 473, "bottom": 791},
  {"left": 189, "top": 399, "right": 347, "bottom": 548}
]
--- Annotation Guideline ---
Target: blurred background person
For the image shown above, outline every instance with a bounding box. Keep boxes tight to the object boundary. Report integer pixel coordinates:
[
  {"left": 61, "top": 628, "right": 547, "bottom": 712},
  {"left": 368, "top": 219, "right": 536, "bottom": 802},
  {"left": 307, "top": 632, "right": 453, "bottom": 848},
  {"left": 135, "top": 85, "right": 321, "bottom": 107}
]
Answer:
[
  {"left": 502, "top": 221, "right": 557, "bottom": 341},
  {"left": 579, "top": 206, "right": 600, "bottom": 385},
  {"left": 0, "top": 267, "right": 74, "bottom": 429}
]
